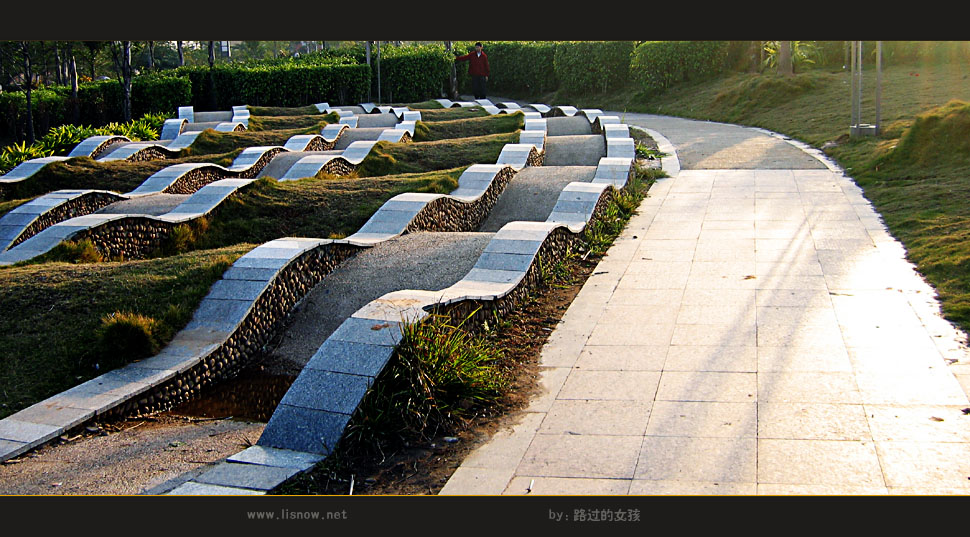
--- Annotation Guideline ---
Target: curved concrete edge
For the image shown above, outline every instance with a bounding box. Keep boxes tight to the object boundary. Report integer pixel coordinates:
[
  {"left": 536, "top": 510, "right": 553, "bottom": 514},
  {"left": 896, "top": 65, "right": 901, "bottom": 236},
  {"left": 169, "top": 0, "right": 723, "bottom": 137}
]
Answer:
[
  {"left": 0, "top": 236, "right": 343, "bottom": 465},
  {"left": 67, "top": 135, "right": 133, "bottom": 159},
  {"left": 321, "top": 123, "right": 349, "bottom": 143},
  {"left": 185, "top": 121, "right": 636, "bottom": 494},
  {"left": 0, "top": 135, "right": 131, "bottom": 186},
  {"left": 340, "top": 163, "right": 516, "bottom": 246},
  {"left": 96, "top": 142, "right": 182, "bottom": 163},
  {"left": 159, "top": 118, "right": 188, "bottom": 141},
  {"left": 0, "top": 156, "right": 70, "bottom": 183},
  {"left": 628, "top": 125, "right": 680, "bottom": 177},
  {"left": 496, "top": 143, "right": 543, "bottom": 169},
  {"left": 241, "top": 160, "right": 633, "bottom": 489},
  {"left": 0, "top": 177, "right": 257, "bottom": 265},
  {"left": 0, "top": 190, "right": 125, "bottom": 251},
  {"left": 0, "top": 101, "right": 568, "bottom": 475},
  {"left": 434, "top": 98, "right": 479, "bottom": 109},
  {"left": 545, "top": 105, "right": 578, "bottom": 117}
]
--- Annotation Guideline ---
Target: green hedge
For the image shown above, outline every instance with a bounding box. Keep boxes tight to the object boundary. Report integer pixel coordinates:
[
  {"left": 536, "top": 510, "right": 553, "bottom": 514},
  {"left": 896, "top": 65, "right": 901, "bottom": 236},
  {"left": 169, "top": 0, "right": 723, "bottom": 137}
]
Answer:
[
  {"left": 630, "top": 41, "right": 728, "bottom": 95},
  {"left": 553, "top": 41, "right": 635, "bottom": 94},
  {"left": 0, "top": 75, "right": 191, "bottom": 142},
  {"left": 176, "top": 63, "right": 370, "bottom": 110},
  {"left": 372, "top": 44, "right": 452, "bottom": 103}
]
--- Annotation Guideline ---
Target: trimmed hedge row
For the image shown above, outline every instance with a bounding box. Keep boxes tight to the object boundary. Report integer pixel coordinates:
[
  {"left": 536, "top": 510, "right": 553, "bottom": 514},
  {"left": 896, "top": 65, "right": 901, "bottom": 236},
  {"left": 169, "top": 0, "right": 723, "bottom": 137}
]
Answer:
[
  {"left": 372, "top": 44, "right": 452, "bottom": 104},
  {"left": 553, "top": 41, "right": 636, "bottom": 94},
  {"left": 0, "top": 75, "right": 190, "bottom": 142},
  {"left": 631, "top": 41, "right": 729, "bottom": 95},
  {"left": 176, "top": 63, "right": 371, "bottom": 110}
]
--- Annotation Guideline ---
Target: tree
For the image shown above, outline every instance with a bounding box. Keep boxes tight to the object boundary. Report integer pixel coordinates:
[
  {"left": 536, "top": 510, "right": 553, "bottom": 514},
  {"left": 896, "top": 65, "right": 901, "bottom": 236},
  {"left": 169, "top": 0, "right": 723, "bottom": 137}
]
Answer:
[
  {"left": 83, "top": 41, "right": 106, "bottom": 80},
  {"left": 20, "top": 41, "right": 35, "bottom": 144},
  {"left": 445, "top": 41, "right": 458, "bottom": 100},
  {"left": 777, "top": 41, "right": 792, "bottom": 75},
  {"left": 109, "top": 41, "right": 133, "bottom": 121},
  {"left": 147, "top": 41, "right": 155, "bottom": 70},
  {"left": 208, "top": 41, "right": 215, "bottom": 68},
  {"left": 177, "top": 41, "right": 184, "bottom": 66}
]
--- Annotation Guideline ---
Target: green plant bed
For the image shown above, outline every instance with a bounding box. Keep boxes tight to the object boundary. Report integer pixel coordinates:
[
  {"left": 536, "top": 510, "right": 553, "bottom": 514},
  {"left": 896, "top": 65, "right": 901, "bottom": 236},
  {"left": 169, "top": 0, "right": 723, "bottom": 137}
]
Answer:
[
  {"left": 197, "top": 167, "right": 466, "bottom": 249},
  {"left": 247, "top": 104, "right": 326, "bottom": 116},
  {"left": 182, "top": 123, "right": 330, "bottom": 156},
  {"left": 356, "top": 132, "right": 517, "bottom": 177},
  {"left": 405, "top": 100, "right": 446, "bottom": 110},
  {"left": 3, "top": 151, "right": 242, "bottom": 200},
  {"left": 247, "top": 112, "right": 338, "bottom": 132},
  {"left": 0, "top": 244, "right": 253, "bottom": 419},
  {"left": 412, "top": 112, "right": 524, "bottom": 142},
  {"left": 411, "top": 107, "right": 489, "bottom": 122}
]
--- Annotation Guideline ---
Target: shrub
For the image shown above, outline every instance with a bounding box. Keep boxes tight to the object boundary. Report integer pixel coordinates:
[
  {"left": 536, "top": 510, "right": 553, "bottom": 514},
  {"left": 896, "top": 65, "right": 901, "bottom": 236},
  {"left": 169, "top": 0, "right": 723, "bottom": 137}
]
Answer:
[
  {"left": 176, "top": 63, "right": 371, "bottom": 109},
  {"left": 372, "top": 43, "right": 453, "bottom": 103},
  {"left": 344, "top": 311, "right": 507, "bottom": 446},
  {"left": 553, "top": 41, "right": 635, "bottom": 94},
  {"left": 96, "top": 311, "right": 162, "bottom": 368},
  {"left": 630, "top": 41, "right": 728, "bottom": 95}
]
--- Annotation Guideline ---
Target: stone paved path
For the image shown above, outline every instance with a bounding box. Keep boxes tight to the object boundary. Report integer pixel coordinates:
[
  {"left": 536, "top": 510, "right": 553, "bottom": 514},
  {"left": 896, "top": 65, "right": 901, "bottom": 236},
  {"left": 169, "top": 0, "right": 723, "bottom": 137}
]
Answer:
[{"left": 440, "top": 113, "right": 970, "bottom": 495}]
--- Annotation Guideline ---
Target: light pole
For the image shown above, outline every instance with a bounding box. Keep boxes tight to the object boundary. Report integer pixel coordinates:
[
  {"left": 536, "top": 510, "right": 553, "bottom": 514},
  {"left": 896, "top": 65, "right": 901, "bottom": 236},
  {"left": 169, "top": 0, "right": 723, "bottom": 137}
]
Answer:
[{"left": 850, "top": 40, "right": 882, "bottom": 138}]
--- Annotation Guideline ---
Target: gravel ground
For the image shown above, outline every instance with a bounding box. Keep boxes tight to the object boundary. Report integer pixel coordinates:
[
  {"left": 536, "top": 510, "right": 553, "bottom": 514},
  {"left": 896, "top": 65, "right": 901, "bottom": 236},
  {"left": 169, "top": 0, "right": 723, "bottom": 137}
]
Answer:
[
  {"left": 0, "top": 415, "right": 263, "bottom": 495},
  {"left": 543, "top": 135, "right": 606, "bottom": 166},
  {"left": 478, "top": 166, "right": 596, "bottom": 232}
]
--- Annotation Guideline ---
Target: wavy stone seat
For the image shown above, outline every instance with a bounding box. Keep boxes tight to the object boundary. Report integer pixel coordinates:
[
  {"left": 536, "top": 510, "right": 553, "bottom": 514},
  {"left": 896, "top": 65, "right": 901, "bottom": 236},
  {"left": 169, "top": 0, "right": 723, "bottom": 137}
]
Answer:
[{"left": 0, "top": 101, "right": 640, "bottom": 494}]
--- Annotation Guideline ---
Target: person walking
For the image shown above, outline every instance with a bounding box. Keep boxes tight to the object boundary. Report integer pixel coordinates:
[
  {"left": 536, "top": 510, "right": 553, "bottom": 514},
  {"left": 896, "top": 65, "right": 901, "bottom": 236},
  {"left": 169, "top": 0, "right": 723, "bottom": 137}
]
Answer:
[{"left": 455, "top": 42, "right": 490, "bottom": 100}]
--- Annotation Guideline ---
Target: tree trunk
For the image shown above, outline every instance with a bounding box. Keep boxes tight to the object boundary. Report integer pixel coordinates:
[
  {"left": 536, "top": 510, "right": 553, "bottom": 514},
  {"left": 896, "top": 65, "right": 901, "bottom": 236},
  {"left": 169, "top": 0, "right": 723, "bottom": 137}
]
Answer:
[
  {"left": 445, "top": 41, "right": 458, "bottom": 99},
  {"left": 148, "top": 41, "right": 155, "bottom": 70},
  {"left": 68, "top": 44, "right": 79, "bottom": 123},
  {"left": 777, "top": 41, "right": 793, "bottom": 76},
  {"left": 208, "top": 41, "right": 215, "bottom": 68},
  {"left": 54, "top": 43, "right": 63, "bottom": 85},
  {"left": 177, "top": 41, "right": 184, "bottom": 66},
  {"left": 121, "top": 41, "right": 132, "bottom": 122},
  {"left": 21, "top": 42, "right": 35, "bottom": 144}
]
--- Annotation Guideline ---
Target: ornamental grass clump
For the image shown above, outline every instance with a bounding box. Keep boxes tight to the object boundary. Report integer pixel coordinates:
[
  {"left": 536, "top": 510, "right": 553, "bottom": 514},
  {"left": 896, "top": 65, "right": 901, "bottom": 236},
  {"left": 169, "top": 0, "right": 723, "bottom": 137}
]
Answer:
[
  {"left": 344, "top": 311, "right": 508, "bottom": 451},
  {"left": 96, "top": 311, "right": 164, "bottom": 369}
]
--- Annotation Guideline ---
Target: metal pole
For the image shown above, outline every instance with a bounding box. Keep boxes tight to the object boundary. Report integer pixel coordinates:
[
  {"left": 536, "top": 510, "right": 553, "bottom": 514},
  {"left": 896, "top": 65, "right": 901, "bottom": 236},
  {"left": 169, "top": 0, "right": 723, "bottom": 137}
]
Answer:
[
  {"left": 876, "top": 41, "right": 882, "bottom": 135},
  {"left": 857, "top": 41, "right": 864, "bottom": 126},
  {"left": 365, "top": 41, "right": 372, "bottom": 102},
  {"left": 850, "top": 40, "right": 858, "bottom": 130}
]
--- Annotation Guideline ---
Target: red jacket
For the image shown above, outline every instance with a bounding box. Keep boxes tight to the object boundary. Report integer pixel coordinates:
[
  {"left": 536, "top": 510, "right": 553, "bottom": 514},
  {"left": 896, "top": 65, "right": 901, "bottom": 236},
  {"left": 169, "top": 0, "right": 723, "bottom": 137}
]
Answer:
[{"left": 456, "top": 50, "right": 490, "bottom": 77}]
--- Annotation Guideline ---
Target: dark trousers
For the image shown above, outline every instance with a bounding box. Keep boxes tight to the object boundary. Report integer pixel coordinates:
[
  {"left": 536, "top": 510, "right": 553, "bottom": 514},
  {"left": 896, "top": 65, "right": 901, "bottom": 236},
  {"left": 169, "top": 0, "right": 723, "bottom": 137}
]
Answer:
[{"left": 471, "top": 75, "right": 487, "bottom": 99}]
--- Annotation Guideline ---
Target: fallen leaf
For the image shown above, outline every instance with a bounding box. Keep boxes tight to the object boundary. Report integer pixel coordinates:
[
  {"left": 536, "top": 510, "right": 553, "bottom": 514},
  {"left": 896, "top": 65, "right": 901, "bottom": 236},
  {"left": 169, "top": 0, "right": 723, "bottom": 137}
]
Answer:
[
  {"left": 743, "top": 275, "right": 756, "bottom": 280},
  {"left": 371, "top": 323, "right": 390, "bottom": 331},
  {"left": 930, "top": 417, "right": 945, "bottom": 422}
]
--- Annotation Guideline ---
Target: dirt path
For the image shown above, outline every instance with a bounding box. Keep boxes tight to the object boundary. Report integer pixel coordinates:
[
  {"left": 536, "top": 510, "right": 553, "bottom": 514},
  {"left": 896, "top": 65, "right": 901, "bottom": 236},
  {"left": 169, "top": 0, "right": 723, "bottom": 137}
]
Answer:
[{"left": 0, "top": 415, "right": 263, "bottom": 495}]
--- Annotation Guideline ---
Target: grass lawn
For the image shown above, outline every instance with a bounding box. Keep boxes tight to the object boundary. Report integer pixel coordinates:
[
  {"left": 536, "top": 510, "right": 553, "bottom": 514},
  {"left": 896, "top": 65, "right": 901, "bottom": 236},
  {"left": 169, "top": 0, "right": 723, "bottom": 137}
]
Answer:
[
  {"left": 198, "top": 167, "right": 466, "bottom": 248},
  {"left": 0, "top": 245, "right": 253, "bottom": 419},
  {"left": 413, "top": 112, "right": 523, "bottom": 142},
  {"left": 0, "top": 107, "right": 520, "bottom": 417}
]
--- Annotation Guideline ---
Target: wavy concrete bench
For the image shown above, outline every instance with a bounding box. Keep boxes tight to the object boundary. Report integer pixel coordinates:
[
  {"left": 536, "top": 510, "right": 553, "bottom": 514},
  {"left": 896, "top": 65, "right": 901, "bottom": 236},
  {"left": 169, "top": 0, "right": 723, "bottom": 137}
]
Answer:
[
  {"left": 0, "top": 102, "right": 599, "bottom": 481},
  {"left": 187, "top": 158, "right": 635, "bottom": 494},
  {"left": 163, "top": 112, "right": 637, "bottom": 494},
  {"left": 1, "top": 136, "right": 130, "bottom": 193},
  {"left": 0, "top": 110, "right": 418, "bottom": 257},
  {"left": 0, "top": 155, "right": 523, "bottom": 465}
]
